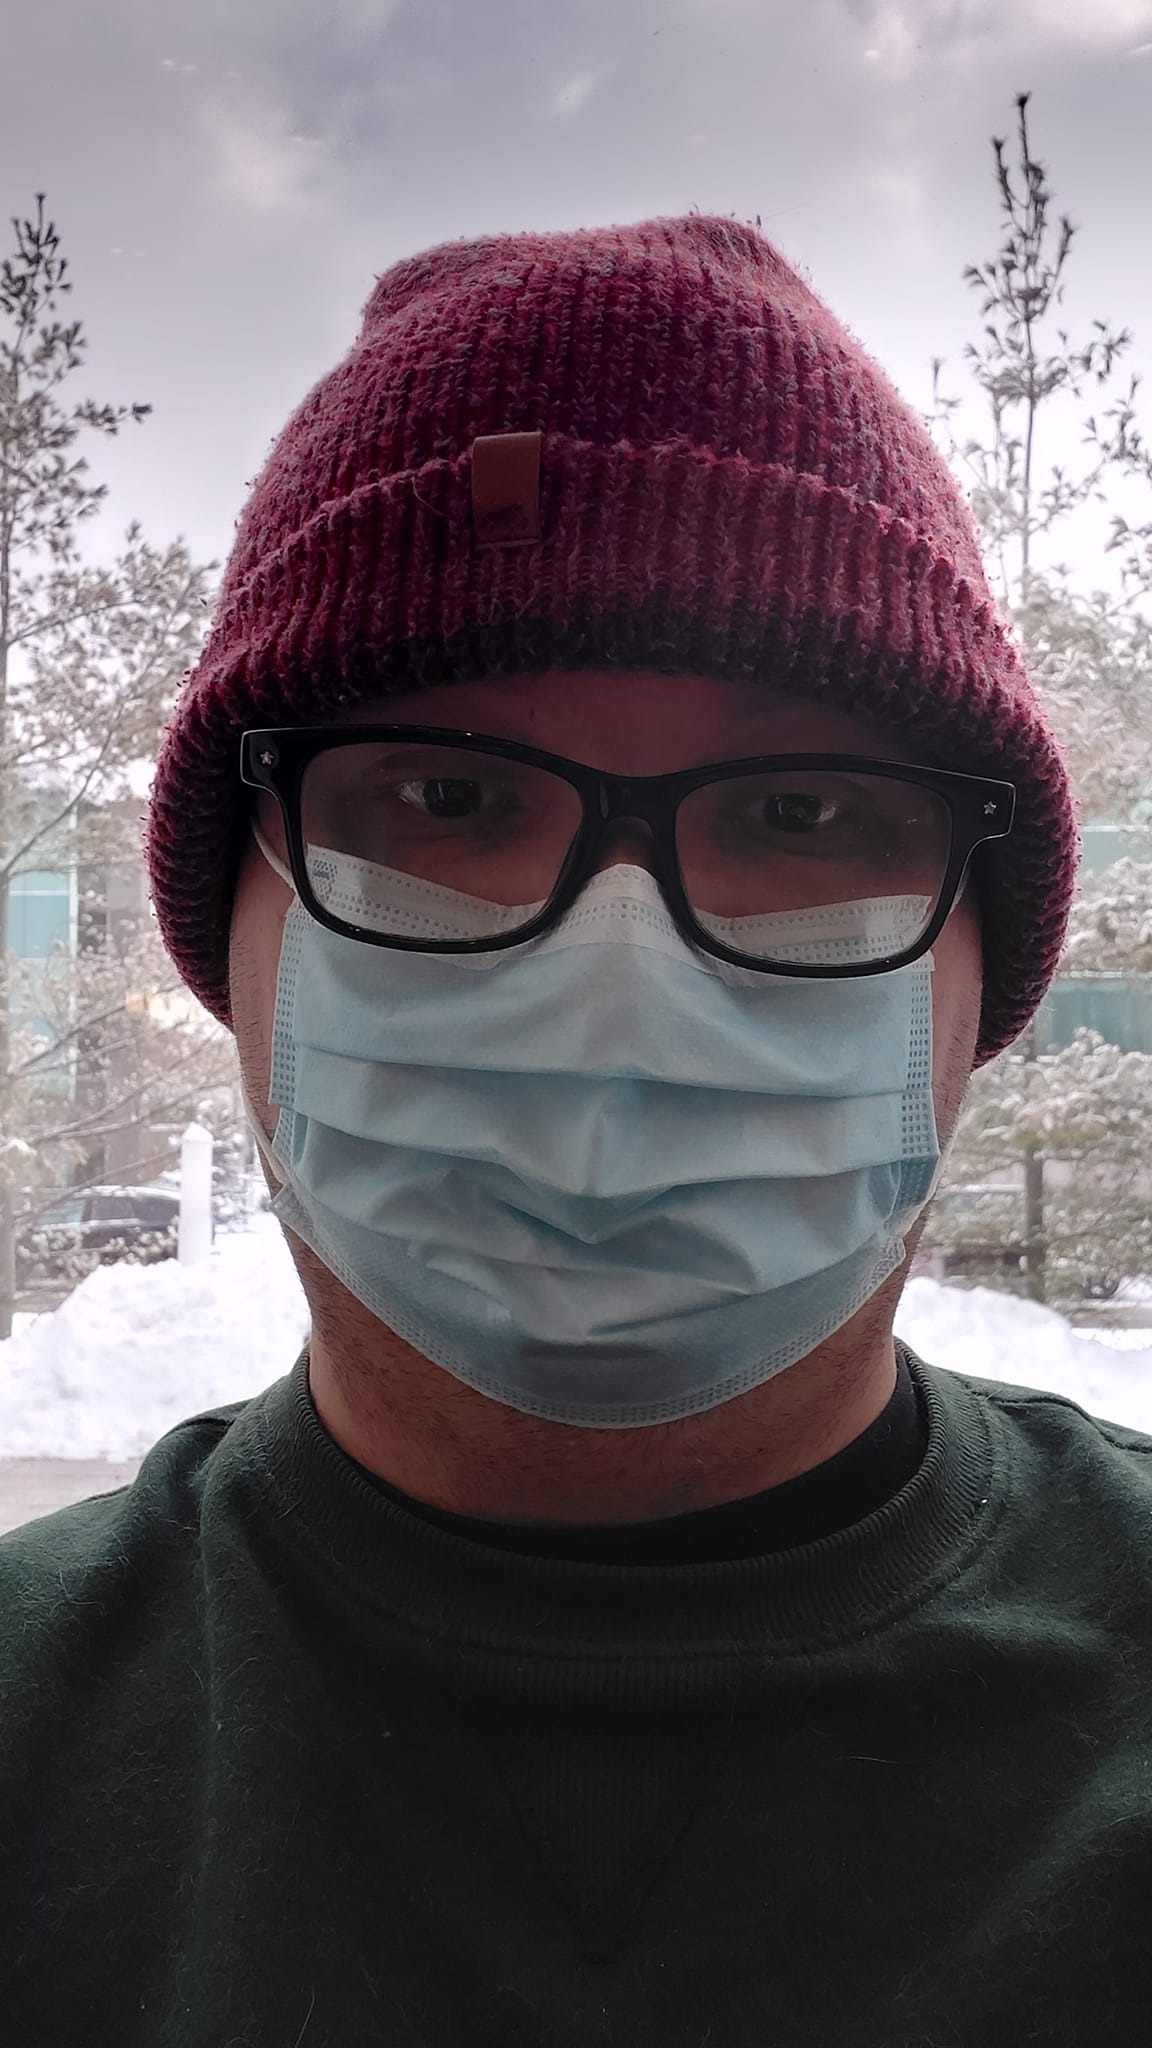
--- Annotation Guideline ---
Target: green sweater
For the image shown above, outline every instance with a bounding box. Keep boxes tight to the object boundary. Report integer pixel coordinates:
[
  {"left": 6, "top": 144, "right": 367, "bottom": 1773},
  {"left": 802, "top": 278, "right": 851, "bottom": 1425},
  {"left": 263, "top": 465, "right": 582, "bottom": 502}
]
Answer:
[{"left": 3, "top": 1346, "right": 1152, "bottom": 2046}]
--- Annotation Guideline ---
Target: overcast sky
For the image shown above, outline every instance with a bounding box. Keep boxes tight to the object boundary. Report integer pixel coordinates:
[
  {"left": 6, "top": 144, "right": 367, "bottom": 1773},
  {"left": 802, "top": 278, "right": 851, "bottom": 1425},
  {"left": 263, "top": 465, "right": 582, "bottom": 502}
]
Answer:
[{"left": 4, "top": 0, "right": 1152, "bottom": 580}]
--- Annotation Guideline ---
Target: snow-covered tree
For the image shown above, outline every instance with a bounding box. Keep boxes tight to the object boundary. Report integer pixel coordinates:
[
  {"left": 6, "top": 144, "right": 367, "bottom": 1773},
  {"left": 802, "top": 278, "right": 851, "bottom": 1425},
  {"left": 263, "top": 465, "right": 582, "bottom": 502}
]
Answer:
[
  {"left": 927, "top": 96, "right": 1152, "bottom": 1303},
  {"left": 927, "top": 1030, "right": 1152, "bottom": 1305},
  {"left": 0, "top": 197, "right": 225, "bottom": 1335}
]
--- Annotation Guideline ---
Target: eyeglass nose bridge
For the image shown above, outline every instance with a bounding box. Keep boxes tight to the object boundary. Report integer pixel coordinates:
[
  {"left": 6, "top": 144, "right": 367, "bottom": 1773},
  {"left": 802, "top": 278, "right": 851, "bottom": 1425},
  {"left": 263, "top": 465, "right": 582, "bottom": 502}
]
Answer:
[
  {"left": 578, "top": 774, "right": 684, "bottom": 895},
  {"left": 595, "top": 774, "right": 668, "bottom": 826}
]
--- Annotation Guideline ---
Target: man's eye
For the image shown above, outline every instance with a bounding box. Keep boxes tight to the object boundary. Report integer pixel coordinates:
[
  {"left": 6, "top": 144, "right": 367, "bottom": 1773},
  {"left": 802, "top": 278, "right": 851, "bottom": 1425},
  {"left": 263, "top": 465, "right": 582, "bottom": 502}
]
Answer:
[
  {"left": 395, "top": 777, "right": 487, "bottom": 818},
  {"left": 762, "top": 791, "right": 839, "bottom": 833}
]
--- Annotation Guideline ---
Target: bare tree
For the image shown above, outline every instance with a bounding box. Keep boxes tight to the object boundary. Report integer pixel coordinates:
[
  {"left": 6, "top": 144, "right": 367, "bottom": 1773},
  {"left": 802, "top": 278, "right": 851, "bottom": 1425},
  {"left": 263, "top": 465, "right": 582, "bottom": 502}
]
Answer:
[
  {"left": 0, "top": 197, "right": 222, "bottom": 1335},
  {"left": 927, "top": 95, "right": 1152, "bottom": 1304}
]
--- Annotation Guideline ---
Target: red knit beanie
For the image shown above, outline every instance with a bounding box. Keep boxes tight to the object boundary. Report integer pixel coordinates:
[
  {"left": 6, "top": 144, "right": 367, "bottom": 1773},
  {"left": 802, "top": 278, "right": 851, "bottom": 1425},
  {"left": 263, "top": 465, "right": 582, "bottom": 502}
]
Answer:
[{"left": 147, "top": 213, "right": 1077, "bottom": 1064}]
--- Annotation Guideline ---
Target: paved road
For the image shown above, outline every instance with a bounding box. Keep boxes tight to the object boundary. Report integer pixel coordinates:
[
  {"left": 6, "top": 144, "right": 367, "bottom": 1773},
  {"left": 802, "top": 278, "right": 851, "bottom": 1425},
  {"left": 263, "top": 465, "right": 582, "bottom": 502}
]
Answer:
[{"left": 0, "top": 1459, "right": 140, "bottom": 1537}]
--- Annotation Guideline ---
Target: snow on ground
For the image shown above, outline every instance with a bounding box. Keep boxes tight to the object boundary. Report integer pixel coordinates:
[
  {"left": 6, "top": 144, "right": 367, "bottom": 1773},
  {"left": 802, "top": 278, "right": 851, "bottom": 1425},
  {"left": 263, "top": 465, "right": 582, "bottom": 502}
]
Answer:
[
  {"left": 0, "top": 1217, "right": 309, "bottom": 1458},
  {"left": 1, "top": 1223, "right": 1151, "bottom": 1458},
  {"left": 896, "top": 1279, "right": 1152, "bottom": 1433}
]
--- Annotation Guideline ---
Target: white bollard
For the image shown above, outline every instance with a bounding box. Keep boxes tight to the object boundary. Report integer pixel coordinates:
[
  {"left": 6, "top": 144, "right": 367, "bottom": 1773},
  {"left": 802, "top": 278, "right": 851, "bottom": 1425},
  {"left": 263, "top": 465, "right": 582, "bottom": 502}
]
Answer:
[{"left": 178, "top": 1122, "right": 214, "bottom": 1267}]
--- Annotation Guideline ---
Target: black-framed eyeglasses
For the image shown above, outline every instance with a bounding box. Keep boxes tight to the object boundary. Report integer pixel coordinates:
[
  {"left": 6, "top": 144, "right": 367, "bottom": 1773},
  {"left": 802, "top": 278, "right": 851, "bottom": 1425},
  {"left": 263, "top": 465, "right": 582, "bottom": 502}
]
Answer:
[{"left": 240, "top": 724, "right": 1015, "bottom": 979}]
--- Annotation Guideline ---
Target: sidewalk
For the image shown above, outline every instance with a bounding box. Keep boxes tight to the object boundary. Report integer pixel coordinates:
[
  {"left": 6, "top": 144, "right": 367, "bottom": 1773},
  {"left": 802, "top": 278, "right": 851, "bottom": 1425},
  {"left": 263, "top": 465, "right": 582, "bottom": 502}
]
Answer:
[{"left": 0, "top": 1459, "right": 140, "bottom": 1537}]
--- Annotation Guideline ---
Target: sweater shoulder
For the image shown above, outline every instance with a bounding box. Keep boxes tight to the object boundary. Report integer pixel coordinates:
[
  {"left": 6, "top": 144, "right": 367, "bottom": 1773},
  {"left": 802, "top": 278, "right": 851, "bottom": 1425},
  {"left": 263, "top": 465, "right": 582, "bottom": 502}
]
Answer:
[
  {"left": 914, "top": 1352, "right": 1152, "bottom": 1547},
  {"left": 0, "top": 1393, "right": 259, "bottom": 1668},
  {"left": 941, "top": 1361, "right": 1152, "bottom": 1467}
]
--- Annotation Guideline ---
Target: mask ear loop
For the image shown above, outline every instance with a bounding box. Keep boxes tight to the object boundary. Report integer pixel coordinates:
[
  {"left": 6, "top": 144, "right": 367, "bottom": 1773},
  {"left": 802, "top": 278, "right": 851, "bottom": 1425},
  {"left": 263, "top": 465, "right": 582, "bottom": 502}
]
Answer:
[
  {"left": 252, "top": 816, "right": 296, "bottom": 892},
  {"left": 242, "top": 817, "right": 297, "bottom": 1190},
  {"left": 244, "top": 1090, "right": 283, "bottom": 1187}
]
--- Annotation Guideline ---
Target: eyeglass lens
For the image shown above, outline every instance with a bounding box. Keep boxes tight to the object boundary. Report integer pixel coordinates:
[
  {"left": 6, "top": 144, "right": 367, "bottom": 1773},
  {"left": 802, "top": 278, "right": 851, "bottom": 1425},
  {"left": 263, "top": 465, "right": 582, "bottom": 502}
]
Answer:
[{"left": 297, "top": 741, "right": 953, "bottom": 964}]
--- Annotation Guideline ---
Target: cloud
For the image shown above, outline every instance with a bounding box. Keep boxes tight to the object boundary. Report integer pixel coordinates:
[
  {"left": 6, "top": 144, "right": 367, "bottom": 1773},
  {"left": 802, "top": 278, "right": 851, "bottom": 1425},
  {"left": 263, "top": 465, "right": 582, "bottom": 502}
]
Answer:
[
  {"left": 1013, "top": 0, "right": 1152, "bottom": 45},
  {"left": 153, "top": 0, "right": 410, "bottom": 196},
  {"left": 859, "top": 161, "right": 924, "bottom": 229},
  {"left": 854, "top": 4, "right": 920, "bottom": 79},
  {"left": 198, "top": 91, "right": 328, "bottom": 214},
  {"left": 551, "top": 71, "right": 601, "bottom": 118},
  {"left": 848, "top": 0, "right": 1152, "bottom": 72}
]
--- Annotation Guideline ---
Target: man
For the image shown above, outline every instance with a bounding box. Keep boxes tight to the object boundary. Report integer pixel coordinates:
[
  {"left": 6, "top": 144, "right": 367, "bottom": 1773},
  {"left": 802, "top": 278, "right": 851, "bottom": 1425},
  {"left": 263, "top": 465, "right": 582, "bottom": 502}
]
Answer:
[{"left": 2, "top": 215, "right": 1149, "bottom": 2046}]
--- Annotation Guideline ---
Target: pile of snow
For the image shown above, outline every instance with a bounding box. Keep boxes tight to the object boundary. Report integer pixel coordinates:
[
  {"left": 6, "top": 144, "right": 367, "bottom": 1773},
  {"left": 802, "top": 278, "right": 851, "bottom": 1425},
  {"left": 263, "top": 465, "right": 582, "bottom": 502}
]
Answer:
[
  {"left": 1, "top": 1223, "right": 1151, "bottom": 1459},
  {"left": 896, "top": 1278, "right": 1152, "bottom": 1432},
  {"left": 0, "top": 1218, "right": 309, "bottom": 1458}
]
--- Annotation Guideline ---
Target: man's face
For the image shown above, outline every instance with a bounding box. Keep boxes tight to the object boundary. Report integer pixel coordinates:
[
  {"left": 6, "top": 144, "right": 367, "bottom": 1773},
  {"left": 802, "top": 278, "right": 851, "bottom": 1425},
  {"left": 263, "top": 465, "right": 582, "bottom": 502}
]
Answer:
[{"left": 230, "top": 668, "right": 982, "bottom": 1173}]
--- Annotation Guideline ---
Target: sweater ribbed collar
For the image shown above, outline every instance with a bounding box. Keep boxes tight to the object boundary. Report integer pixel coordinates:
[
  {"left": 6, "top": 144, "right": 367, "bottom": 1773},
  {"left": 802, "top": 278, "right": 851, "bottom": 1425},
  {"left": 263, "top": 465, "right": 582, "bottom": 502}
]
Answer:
[{"left": 221, "top": 1346, "right": 999, "bottom": 1702}]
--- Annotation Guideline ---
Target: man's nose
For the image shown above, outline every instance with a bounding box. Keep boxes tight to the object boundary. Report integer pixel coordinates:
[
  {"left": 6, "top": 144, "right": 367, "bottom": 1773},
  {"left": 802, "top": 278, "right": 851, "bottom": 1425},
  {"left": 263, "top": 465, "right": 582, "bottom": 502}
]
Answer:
[{"left": 588, "top": 818, "right": 659, "bottom": 877}]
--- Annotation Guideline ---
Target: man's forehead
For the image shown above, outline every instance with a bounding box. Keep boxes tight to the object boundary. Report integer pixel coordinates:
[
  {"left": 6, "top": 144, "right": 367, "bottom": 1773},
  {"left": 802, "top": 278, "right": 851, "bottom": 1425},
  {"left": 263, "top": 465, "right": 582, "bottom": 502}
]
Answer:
[{"left": 321, "top": 670, "right": 925, "bottom": 767}]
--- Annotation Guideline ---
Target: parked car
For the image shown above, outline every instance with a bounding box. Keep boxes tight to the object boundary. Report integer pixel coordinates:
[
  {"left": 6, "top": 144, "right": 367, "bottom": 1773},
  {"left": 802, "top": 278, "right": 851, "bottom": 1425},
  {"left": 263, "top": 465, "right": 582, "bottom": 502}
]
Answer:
[{"left": 16, "top": 1186, "right": 181, "bottom": 1285}]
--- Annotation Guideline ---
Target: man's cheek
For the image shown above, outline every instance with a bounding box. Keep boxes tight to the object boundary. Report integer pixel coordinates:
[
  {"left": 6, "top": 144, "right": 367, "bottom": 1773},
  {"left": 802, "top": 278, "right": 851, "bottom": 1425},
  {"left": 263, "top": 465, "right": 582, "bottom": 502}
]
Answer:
[{"left": 229, "top": 852, "right": 291, "bottom": 1133}]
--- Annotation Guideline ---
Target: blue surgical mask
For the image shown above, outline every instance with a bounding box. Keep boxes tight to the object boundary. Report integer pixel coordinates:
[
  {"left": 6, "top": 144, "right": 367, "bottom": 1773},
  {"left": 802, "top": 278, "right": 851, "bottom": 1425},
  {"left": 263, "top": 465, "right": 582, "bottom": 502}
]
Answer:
[{"left": 253, "top": 836, "right": 940, "bottom": 1428}]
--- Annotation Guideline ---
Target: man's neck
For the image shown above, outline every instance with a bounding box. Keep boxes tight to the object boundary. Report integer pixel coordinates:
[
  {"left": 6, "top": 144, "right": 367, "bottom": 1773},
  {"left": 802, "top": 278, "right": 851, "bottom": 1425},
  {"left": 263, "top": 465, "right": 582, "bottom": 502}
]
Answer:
[{"left": 295, "top": 1239, "right": 905, "bottom": 1524}]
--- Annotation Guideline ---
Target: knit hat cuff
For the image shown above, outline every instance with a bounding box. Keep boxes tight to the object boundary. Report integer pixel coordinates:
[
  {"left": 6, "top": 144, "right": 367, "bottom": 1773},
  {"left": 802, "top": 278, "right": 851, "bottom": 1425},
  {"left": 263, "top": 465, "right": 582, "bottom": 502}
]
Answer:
[{"left": 204, "top": 436, "right": 1002, "bottom": 676}]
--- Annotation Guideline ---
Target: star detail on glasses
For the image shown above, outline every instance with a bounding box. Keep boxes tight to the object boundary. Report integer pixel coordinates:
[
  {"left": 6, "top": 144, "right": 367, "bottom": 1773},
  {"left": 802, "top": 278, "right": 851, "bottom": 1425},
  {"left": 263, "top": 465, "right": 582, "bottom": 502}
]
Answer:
[
  {"left": 260, "top": 750, "right": 277, "bottom": 766},
  {"left": 984, "top": 800, "right": 998, "bottom": 816}
]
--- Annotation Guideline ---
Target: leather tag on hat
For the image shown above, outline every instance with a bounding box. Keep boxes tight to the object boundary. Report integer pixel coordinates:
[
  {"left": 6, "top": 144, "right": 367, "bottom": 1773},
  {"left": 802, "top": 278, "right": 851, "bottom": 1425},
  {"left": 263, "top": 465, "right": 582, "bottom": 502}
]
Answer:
[{"left": 471, "top": 431, "right": 542, "bottom": 546}]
